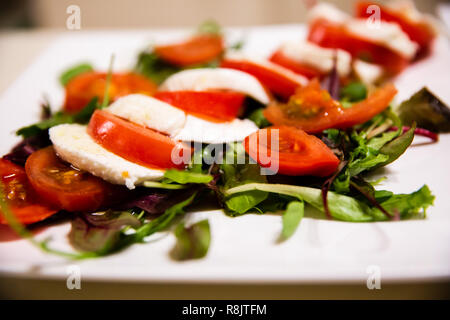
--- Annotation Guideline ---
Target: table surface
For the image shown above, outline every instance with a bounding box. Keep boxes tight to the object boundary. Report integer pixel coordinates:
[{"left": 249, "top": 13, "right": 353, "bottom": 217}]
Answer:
[{"left": 0, "top": 29, "right": 449, "bottom": 300}]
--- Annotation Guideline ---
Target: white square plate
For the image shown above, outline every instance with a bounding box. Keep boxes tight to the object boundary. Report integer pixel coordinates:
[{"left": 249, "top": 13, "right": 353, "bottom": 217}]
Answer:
[{"left": 1, "top": 25, "right": 449, "bottom": 284}]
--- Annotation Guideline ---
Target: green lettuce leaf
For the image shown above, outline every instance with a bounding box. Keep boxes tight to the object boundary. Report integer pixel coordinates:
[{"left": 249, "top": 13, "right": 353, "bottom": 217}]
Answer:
[
  {"left": 164, "top": 169, "right": 213, "bottom": 184},
  {"left": 69, "top": 210, "right": 142, "bottom": 254},
  {"left": 220, "top": 143, "right": 268, "bottom": 215},
  {"left": 170, "top": 219, "right": 211, "bottom": 260},
  {"left": 16, "top": 97, "right": 99, "bottom": 138},
  {"left": 280, "top": 201, "right": 304, "bottom": 240},
  {"left": 59, "top": 63, "right": 94, "bottom": 86}
]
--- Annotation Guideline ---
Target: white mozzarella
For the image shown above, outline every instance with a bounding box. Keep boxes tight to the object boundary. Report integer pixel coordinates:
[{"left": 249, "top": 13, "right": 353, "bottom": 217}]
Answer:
[
  {"left": 173, "top": 115, "right": 258, "bottom": 144},
  {"left": 277, "top": 41, "right": 352, "bottom": 77},
  {"left": 107, "top": 94, "right": 186, "bottom": 137},
  {"left": 353, "top": 60, "right": 384, "bottom": 85},
  {"left": 308, "top": 3, "right": 349, "bottom": 24},
  {"left": 224, "top": 51, "right": 308, "bottom": 86},
  {"left": 159, "top": 68, "right": 271, "bottom": 105},
  {"left": 105, "top": 93, "right": 258, "bottom": 143},
  {"left": 49, "top": 124, "right": 165, "bottom": 190},
  {"left": 346, "top": 19, "right": 419, "bottom": 59}
]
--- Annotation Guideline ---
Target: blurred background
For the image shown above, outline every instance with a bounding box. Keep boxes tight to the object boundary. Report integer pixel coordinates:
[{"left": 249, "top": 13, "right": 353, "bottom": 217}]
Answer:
[{"left": 0, "top": 0, "right": 446, "bottom": 29}]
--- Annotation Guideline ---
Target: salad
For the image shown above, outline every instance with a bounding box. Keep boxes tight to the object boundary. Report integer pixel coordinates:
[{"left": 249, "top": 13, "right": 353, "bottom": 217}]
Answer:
[{"left": 0, "top": 1, "right": 447, "bottom": 261}]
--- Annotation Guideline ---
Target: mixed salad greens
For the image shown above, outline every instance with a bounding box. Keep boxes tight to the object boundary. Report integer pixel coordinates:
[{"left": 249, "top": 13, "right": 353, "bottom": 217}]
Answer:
[{"left": 0, "top": 3, "right": 448, "bottom": 261}]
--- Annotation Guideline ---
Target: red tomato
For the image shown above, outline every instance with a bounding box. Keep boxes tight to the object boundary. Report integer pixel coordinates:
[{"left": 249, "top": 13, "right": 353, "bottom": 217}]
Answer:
[
  {"left": 154, "top": 90, "right": 245, "bottom": 122},
  {"left": 64, "top": 72, "right": 157, "bottom": 113},
  {"left": 307, "top": 18, "right": 409, "bottom": 75},
  {"left": 356, "top": 1, "right": 435, "bottom": 54},
  {"left": 264, "top": 79, "right": 397, "bottom": 133},
  {"left": 0, "top": 158, "right": 57, "bottom": 225},
  {"left": 269, "top": 50, "right": 323, "bottom": 79},
  {"left": 155, "top": 35, "right": 224, "bottom": 67},
  {"left": 88, "top": 110, "right": 191, "bottom": 170},
  {"left": 25, "top": 146, "right": 125, "bottom": 212},
  {"left": 221, "top": 59, "right": 302, "bottom": 100},
  {"left": 244, "top": 126, "right": 340, "bottom": 176}
]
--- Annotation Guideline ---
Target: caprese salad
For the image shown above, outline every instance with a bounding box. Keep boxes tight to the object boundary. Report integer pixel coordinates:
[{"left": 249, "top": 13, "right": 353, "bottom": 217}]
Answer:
[{"left": 1, "top": 1, "right": 447, "bottom": 260}]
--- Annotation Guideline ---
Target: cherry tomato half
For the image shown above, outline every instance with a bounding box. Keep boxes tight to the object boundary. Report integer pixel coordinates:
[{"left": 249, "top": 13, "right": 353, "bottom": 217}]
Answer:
[
  {"left": 25, "top": 147, "right": 124, "bottom": 212},
  {"left": 0, "top": 158, "right": 57, "bottom": 224},
  {"left": 155, "top": 34, "right": 224, "bottom": 67},
  {"left": 64, "top": 72, "right": 157, "bottom": 113},
  {"left": 264, "top": 79, "right": 397, "bottom": 133},
  {"left": 244, "top": 126, "right": 340, "bottom": 176}
]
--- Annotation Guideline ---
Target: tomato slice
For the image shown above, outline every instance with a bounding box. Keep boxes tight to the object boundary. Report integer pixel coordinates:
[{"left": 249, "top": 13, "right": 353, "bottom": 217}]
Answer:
[
  {"left": 221, "top": 59, "right": 303, "bottom": 100},
  {"left": 244, "top": 126, "right": 340, "bottom": 176},
  {"left": 64, "top": 72, "right": 157, "bottom": 113},
  {"left": 356, "top": 1, "right": 435, "bottom": 54},
  {"left": 264, "top": 79, "right": 397, "bottom": 133},
  {"left": 25, "top": 146, "right": 125, "bottom": 212},
  {"left": 307, "top": 18, "right": 409, "bottom": 75},
  {"left": 0, "top": 158, "right": 57, "bottom": 225},
  {"left": 269, "top": 50, "right": 323, "bottom": 79},
  {"left": 154, "top": 90, "right": 245, "bottom": 122},
  {"left": 155, "top": 34, "right": 224, "bottom": 67},
  {"left": 88, "top": 110, "right": 191, "bottom": 170}
]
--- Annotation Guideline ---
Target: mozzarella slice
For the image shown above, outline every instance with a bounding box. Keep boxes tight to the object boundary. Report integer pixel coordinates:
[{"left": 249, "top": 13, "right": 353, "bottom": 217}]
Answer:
[
  {"left": 277, "top": 41, "right": 352, "bottom": 77},
  {"left": 49, "top": 124, "right": 165, "bottom": 189},
  {"left": 345, "top": 19, "right": 418, "bottom": 59},
  {"left": 308, "top": 3, "right": 349, "bottom": 24},
  {"left": 159, "top": 68, "right": 271, "bottom": 104},
  {"left": 353, "top": 60, "right": 384, "bottom": 85},
  {"left": 173, "top": 115, "right": 258, "bottom": 144},
  {"left": 225, "top": 51, "right": 308, "bottom": 86},
  {"left": 104, "top": 93, "right": 258, "bottom": 143},
  {"left": 107, "top": 94, "right": 186, "bottom": 137}
]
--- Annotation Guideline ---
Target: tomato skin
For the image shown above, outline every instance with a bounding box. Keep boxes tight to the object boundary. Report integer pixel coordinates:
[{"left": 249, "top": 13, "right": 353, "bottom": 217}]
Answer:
[
  {"left": 88, "top": 110, "right": 191, "bottom": 170},
  {"left": 244, "top": 126, "right": 340, "bottom": 176},
  {"left": 25, "top": 147, "right": 123, "bottom": 212},
  {"left": 154, "top": 90, "right": 245, "bottom": 122},
  {"left": 356, "top": 1, "right": 435, "bottom": 54},
  {"left": 264, "top": 80, "right": 397, "bottom": 133},
  {"left": 155, "top": 35, "right": 224, "bottom": 67},
  {"left": 269, "top": 50, "right": 323, "bottom": 79},
  {"left": 307, "top": 19, "right": 409, "bottom": 75},
  {"left": 220, "top": 59, "right": 299, "bottom": 100},
  {"left": 0, "top": 158, "right": 58, "bottom": 225},
  {"left": 64, "top": 72, "right": 157, "bottom": 113}
]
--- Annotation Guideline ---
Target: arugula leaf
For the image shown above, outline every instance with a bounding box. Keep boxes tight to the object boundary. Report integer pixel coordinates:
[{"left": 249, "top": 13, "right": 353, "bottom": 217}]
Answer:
[
  {"left": 170, "top": 219, "right": 210, "bottom": 260},
  {"left": 280, "top": 201, "right": 304, "bottom": 240},
  {"left": 16, "top": 97, "right": 99, "bottom": 138},
  {"left": 69, "top": 210, "right": 141, "bottom": 254},
  {"left": 220, "top": 143, "right": 268, "bottom": 215},
  {"left": 376, "top": 124, "right": 415, "bottom": 168},
  {"left": 164, "top": 169, "right": 213, "bottom": 184},
  {"left": 59, "top": 63, "right": 93, "bottom": 86},
  {"left": 340, "top": 82, "right": 367, "bottom": 102},
  {"left": 248, "top": 108, "right": 271, "bottom": 128},
  {"left": 133, "top": 192, "right": 197, "bottom": 242},
  {"left": 226, "top": 183, "right": 374, "bottom": 222},
  {"left": 372, "top": 185, "right": 434, "bottom": 219},
  {"left": 135, "top": 52, "right": 180, "bottom": 84},
  {"left": 142, "top": 181, "right": 187, "bottom": 190}
]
